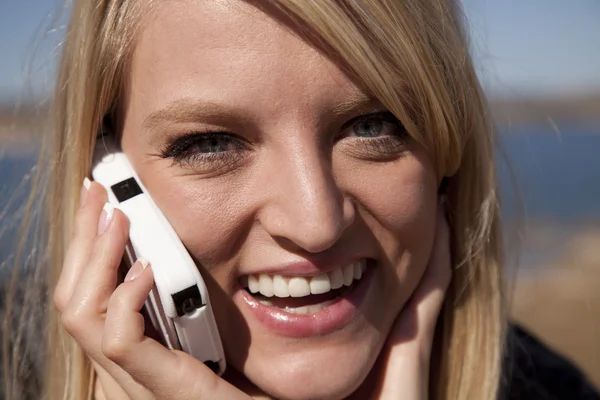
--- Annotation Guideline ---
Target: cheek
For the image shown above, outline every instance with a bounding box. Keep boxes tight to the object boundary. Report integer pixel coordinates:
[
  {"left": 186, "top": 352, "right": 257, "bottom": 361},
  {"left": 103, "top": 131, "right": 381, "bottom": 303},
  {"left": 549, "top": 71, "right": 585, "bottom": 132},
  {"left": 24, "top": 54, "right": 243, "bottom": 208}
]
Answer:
[
  {"left": 127, "top": 158, "right": 251, "bottom": 291},
  {"left": 129, "top": 165, "right": 255, "bottom": 351},
  {"left": 339, "top": 151, "right": 437, "bottom": 241},
  {"left": 364, "top": 173, "right": 431, "bottom": 233},
  {"left": 156, "top": 181, "right": 237, "bottom": 253},
  {"left": 120, "top": 109, "right": 252, "bottom": 278},
  {"left": 337, "top": 151, "right": 438, "bottom": 297}
]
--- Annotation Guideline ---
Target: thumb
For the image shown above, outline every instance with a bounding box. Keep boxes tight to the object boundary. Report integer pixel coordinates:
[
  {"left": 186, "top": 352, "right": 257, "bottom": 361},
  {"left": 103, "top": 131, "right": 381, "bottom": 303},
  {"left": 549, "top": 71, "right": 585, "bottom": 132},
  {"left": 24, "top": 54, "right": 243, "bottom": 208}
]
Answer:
[{"left": 102, "top": 262, "right": 249, "bottom": 399}]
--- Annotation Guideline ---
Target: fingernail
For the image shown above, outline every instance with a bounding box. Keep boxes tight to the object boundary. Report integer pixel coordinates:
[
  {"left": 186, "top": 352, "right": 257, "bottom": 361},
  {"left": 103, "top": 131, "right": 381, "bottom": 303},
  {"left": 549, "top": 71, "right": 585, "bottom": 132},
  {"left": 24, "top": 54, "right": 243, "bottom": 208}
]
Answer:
[
  {"left": 125, "top": 258, "right": 149, "bottom": 281},
  {"left": 97, "top": 203, "right": 114, "bottom": 235},
  {"left": 80, "top": 177, "right": 91, "bottom": 208}
]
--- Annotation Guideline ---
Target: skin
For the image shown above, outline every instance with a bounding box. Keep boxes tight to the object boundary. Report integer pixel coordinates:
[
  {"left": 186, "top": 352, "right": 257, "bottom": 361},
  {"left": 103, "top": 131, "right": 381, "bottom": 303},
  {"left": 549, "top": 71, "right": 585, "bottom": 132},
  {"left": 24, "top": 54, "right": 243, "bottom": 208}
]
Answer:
[{"left": 54, "top": 1, "right": 451, "bottom": 399}]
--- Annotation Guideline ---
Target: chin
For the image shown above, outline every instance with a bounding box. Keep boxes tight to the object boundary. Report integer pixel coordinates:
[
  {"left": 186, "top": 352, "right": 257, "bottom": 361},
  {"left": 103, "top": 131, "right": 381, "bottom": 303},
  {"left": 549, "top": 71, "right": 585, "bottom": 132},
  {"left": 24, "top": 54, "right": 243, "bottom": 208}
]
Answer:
[
  {"left": 242, "top": 329, "right": 382, "bottom": 400},
  {"left": 219, "top": 262, "right": 390, "bottom": 400},
  {"left": 212, "top": 258, "right": 410, "bottom": 400}
]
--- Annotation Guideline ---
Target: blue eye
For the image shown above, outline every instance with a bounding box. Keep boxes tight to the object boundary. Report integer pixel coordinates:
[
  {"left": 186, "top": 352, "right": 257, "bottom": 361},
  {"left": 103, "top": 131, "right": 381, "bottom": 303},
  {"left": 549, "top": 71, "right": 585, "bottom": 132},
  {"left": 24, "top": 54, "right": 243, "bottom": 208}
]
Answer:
[
  {"left": 163, "top": 132, "right": 240, "bottom": 158},
  {"left": 160, "top": 131, "right": 247, "bottom": 171},
  {"left": 345, "top": 112, "right": 406, "bottom": 139},
  {"left": 193, "top": 134, "right": 237, "bottom": 153},
  {"left": 353, "top": 119, "right": 383, "bottom": 137},
  {"left": 337, "top": 111, "right": 409, "bottom": 160}
]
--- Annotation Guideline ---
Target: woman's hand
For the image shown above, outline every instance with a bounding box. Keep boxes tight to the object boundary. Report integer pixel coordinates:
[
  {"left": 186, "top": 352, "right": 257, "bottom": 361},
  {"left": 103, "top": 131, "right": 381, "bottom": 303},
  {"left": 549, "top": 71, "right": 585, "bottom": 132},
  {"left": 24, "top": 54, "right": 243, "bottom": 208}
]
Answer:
[
  {"left": 53, "top": 180, "right": 251, "bottom": 400},
  {"left": 352, "top": 198, "right": 452, "bottom": 400}
]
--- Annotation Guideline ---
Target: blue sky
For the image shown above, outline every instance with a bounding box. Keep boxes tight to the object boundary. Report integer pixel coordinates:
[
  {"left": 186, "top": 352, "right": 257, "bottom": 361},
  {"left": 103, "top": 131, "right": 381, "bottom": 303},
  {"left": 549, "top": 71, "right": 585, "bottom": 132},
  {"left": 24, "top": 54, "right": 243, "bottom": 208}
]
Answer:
[
  {"left": 1, "top": 0, "right": 599, "bottom": 101},
  {"left": 463, "top": 0, "right": 600, "bottom": 97}
]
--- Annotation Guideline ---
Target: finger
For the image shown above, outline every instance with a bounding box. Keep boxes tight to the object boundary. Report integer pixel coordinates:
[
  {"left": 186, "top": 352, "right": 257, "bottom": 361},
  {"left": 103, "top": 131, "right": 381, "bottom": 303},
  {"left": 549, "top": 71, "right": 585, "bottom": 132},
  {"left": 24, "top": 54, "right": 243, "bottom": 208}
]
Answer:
[
  {"left": 387, "top": 200, "right": 451, "bottom": 339},
  {"left": 370, "top": 201, "right": 452, "bottom": 400},
  {"left": 103, "top": 263, "right": 248, "bottom": 400},
  {"left": 67, "top": 203, "right": 129, "bottom": 316},
  {"left": 61, "top": 204, "right": 129, "bottom": 350},
  {"left": 54, "top": 180, "right": 108, "bottom": 311},
  {"left": 429, "top": 198, "right": 451, "bottom": 286},
  {"left": 55, "top": 192, "right": 155, "bottom": 400},
  {"left": 75, "top": 259, "right": 157, "bottom": 400}
]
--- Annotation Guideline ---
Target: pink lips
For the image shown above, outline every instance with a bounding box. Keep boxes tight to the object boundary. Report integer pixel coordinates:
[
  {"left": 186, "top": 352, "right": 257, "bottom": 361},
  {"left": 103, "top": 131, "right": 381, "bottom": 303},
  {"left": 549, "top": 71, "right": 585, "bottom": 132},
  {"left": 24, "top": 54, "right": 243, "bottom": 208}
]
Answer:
[{"left": 235, "top": 266, "right": 373, "bottom": 338}]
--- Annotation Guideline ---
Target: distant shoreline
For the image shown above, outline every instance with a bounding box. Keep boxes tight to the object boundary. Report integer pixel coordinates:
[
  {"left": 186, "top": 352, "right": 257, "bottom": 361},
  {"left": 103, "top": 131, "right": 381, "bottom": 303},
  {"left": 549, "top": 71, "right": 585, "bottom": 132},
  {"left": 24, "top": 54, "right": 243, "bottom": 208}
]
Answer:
[
  {"left": 0, "top": 93, "right": 599, "bottom": 141},
  {"left": 490, "top": 93, "right": 600, "bottom": 126}
]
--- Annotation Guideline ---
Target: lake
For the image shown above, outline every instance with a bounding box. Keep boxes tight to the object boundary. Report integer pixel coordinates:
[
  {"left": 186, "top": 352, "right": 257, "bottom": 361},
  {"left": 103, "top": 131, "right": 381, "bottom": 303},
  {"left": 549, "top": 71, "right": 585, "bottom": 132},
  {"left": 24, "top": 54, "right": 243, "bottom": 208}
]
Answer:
[{"left": 496, "top": 123, "right": 600, "bottom": 222}]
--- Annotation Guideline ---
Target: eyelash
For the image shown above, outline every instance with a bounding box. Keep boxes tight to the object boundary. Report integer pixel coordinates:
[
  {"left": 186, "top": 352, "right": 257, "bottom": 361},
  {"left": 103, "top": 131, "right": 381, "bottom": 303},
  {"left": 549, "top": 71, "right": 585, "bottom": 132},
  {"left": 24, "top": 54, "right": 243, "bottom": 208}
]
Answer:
[
  {"left": 338, "top": 111, "right": 408, "bottom": 155},
  {"left": 159, "top": 130, "right": 247, "bottom": 168},
  {"left": 159, "top": 111, "right": 408, "bottom": 167}
]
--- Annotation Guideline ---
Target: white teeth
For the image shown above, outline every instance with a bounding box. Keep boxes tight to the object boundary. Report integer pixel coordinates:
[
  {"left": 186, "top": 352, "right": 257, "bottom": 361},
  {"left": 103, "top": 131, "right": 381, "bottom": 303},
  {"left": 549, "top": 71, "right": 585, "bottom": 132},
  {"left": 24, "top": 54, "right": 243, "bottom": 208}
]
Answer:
[
  {"left": 306, "top": 304, "right": 321, "bottom": 314},
  {"left": 343, "top": 264, "right": 354, "bottom": 286},
  {"left": 248, "top": 275, "right": 260, "bottom": 293},
  {"left": 287, "top": 306, "right": 308, "bottom": 314},
  {"left": 246, "top": 260, "right": 369, "bottom": 298},
  {"left": 273, "top": 275, "right": 289, "bottom": 297},
  {"left": 288, "top": 277, "right": 311, "bottom": 297},
  {"left": 329, "top": 268, "right": 344, "bottom": 289},
  {"left": 353, "top": 262, "right": 362, "bottom": 280},
  {"left": 271, "top": 299, "right": 336, "bottom": 314},
  {"left": 259, "top": 274, "right": 274, "bottom": 297},
  {"left": 309, "top": 274, "right": 331, "bottom": 295}
]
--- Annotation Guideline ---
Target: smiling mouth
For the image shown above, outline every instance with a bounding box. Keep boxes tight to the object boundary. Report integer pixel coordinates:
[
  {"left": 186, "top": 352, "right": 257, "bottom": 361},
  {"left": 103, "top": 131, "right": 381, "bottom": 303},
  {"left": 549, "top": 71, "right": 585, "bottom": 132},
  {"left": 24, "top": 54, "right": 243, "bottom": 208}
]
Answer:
[{"left": 239, "top": 259, "right": 369, "bottom": 314}]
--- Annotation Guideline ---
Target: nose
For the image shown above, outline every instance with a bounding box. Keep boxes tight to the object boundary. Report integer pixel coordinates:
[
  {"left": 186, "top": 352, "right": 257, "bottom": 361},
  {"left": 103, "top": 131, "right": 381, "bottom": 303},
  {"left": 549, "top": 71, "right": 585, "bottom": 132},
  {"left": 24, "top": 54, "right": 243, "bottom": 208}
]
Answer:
[{"left": 257, "top": 145, "right": 355, "bottom": 253}]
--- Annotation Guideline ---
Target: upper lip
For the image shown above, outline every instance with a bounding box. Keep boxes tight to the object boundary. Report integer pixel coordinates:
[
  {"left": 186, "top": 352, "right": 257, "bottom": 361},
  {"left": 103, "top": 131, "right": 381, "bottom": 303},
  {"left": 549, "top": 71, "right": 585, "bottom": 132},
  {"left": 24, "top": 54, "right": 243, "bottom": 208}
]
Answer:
[{"left": 238, "top": 256, "right": 371, "bottom": 278}]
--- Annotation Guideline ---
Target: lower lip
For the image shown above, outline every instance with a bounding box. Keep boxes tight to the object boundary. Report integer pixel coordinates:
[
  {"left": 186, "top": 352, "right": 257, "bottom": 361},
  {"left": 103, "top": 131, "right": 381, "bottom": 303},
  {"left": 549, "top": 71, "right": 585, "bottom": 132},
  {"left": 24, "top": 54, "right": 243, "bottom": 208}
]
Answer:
[{"left": 236, "top": 266, "right": 374, "bottom": 338}]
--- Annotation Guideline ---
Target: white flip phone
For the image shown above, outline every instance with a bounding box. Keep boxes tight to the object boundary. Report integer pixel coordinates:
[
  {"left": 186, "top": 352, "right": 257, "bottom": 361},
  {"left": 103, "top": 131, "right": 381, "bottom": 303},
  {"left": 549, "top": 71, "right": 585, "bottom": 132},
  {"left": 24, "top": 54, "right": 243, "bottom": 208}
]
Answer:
[{"left": 92, "top": 133, "right": 226, "bottom": 375}]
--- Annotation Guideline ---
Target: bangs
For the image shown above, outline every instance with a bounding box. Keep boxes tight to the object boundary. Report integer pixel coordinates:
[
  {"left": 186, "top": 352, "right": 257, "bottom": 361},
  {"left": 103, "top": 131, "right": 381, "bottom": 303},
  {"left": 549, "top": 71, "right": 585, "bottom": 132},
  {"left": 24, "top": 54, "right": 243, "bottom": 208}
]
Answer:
[{"left": 264, "top": 0, "right": 479, "bottom": 178}]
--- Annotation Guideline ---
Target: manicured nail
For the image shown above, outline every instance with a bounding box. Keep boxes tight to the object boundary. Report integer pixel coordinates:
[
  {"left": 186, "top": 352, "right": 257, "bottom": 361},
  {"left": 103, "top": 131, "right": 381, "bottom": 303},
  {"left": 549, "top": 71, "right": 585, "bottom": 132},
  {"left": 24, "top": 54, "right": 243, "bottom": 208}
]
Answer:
[
  {"left": 125, "top": 258, "right": 149, "bottom": 281},
  {"left": 80, "top": 177, "right": 91, "bottom": 208},
  {"left": 97, "top": 203, "right": 114, "bottom": 235}
]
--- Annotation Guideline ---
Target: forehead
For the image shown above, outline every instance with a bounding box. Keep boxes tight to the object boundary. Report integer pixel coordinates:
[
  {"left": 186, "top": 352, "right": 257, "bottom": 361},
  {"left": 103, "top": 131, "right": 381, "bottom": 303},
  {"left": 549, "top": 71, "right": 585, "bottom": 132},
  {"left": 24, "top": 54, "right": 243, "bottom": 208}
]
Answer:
[{"left": 127, "top": 0, "right": 364, "bottom": 119}]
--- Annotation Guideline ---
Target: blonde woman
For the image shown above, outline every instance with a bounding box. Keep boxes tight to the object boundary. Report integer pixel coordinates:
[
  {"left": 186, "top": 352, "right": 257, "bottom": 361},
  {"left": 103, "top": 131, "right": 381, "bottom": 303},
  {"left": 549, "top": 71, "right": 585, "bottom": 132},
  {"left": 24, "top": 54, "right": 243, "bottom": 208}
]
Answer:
[{"left": 8, "top": 0, "right": 507, "bottom": 399}]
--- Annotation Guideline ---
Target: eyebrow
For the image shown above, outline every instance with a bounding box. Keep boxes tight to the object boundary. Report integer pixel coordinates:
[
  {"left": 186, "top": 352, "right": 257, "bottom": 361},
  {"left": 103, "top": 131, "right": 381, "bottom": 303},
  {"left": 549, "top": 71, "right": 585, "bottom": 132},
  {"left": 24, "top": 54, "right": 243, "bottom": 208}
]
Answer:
[
  {"left": 330, "top": 92, "right": 380, "bottom": 117},
  {"left": 142, "top": 98, "right": 251, "bottom": 131},
  {"left": 142, "top": 91, "right": 380, "bottom": 133}
]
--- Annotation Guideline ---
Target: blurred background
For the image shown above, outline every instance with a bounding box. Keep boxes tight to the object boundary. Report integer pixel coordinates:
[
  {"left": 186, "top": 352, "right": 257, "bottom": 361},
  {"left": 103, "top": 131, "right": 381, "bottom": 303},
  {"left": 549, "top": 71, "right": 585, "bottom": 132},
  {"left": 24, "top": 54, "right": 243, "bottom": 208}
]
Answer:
[{"left": 1, "top": 0, "right": 599, "bottom": 393}]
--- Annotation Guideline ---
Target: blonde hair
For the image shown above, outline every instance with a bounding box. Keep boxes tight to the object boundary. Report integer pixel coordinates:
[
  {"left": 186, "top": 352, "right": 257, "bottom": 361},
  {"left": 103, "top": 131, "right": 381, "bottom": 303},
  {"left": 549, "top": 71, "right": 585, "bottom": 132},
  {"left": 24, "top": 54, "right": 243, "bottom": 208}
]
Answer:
[{"left": 6, "top": 0, "right": 505, "bottom": 399}]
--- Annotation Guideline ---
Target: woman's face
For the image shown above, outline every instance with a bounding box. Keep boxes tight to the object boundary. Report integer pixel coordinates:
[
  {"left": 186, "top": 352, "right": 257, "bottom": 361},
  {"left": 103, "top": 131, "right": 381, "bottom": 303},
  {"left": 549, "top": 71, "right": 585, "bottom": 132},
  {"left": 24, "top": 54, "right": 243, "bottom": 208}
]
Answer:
[{"left": 121, "top": 1, "right": 438, "bottom": 399}]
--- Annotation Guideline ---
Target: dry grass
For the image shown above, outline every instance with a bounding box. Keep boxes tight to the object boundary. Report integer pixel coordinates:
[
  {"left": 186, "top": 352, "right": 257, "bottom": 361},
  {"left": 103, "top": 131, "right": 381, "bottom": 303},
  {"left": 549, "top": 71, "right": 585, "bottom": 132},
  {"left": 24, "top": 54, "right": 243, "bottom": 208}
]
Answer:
[{"left": 509, "top": 226, "right": 600, "bottom": 390}]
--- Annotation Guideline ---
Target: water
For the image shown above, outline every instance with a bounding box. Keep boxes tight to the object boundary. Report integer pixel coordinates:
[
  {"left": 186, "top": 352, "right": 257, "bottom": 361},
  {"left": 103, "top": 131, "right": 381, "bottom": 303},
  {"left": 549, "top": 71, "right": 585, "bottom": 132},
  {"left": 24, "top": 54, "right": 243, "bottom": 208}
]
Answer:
[
  {"left": 497, "top": 123, "right": 600, "bottom": 223},
  {"left": 1, "top": 123, "right": 599, "bottom": 268}
]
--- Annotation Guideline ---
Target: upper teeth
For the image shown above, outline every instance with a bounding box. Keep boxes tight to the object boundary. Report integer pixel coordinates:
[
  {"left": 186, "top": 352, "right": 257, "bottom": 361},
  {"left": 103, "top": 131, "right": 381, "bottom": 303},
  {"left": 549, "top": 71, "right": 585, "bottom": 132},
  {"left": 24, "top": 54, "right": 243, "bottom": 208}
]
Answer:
[{"left": 244, "top": 260, "right": 367, "bottom": 298}]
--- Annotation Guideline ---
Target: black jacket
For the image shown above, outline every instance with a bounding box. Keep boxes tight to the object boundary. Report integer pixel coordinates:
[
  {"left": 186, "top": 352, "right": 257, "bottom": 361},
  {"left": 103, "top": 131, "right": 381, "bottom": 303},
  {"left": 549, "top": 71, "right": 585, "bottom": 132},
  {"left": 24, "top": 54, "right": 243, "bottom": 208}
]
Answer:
[{"left": 502, "top": 324, "right": 600, "bottom": 399}]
